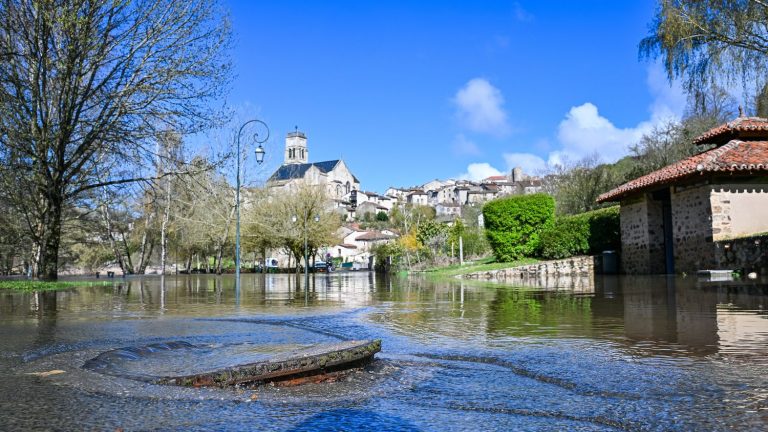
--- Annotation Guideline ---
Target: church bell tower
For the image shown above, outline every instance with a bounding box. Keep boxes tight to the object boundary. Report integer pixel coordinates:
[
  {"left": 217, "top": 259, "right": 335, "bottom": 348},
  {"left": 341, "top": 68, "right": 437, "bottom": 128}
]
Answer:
[{"left": 284, "top": 127, "right": 308, "bottom": 165}]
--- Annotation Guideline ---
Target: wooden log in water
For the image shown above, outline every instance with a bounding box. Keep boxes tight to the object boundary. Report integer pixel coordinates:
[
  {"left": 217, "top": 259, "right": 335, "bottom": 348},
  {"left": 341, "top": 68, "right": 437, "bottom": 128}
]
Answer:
[{"left": 155, "top": 339, "right": 382, "bottom": 388}]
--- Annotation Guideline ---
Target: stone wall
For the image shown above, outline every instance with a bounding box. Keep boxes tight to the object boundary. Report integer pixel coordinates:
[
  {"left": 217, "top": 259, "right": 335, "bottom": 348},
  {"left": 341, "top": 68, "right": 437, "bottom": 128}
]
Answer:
[
  {"left": 714, "top": 234, "right": 768, "bottom": 275},
  {"left": 459, "top": 256, "right": 596, "bottom": 291},
  {"left": 460, "top": 256, "right": 595, "bottom": 279},
  {"left": 671, "top": 185, "right": 715, "bottom": 273},
  {"left": 619, "top": 194, "right": 666, "bottom": 274}
]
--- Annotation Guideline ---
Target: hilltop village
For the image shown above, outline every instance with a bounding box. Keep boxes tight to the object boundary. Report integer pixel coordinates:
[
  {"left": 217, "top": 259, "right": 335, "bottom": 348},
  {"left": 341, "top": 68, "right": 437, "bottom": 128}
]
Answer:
[{"left": 262, "top": 129, "right": 544, "bottom": 268}]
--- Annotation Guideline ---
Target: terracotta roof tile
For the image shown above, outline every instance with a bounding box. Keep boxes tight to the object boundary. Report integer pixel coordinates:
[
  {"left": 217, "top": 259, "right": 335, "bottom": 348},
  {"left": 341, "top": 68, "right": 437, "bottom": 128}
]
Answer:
[
  {"left": 692, "top": 117, "right": 768, "bottom": 145},
  {"left": 597, "top": 140, "right": 768, "bottom": 202}
]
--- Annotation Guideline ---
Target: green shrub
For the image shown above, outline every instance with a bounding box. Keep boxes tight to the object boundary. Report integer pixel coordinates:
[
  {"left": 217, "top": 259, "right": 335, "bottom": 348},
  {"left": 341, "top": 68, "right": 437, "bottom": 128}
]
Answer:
[
  {"left": 584, "top": 206, "right": 620, "bottom": 253},
  {"left": 538, "top": 217, "right": 590, "bottom": 259},
  {"left": 372, "top": 241, "right": 405, "bottom": 273},
  {"left": 483, "top": 194, "right": 555, "bottom": 261},
  {"left": 538, "top": 206, "right": 620, "bottom": 259}
]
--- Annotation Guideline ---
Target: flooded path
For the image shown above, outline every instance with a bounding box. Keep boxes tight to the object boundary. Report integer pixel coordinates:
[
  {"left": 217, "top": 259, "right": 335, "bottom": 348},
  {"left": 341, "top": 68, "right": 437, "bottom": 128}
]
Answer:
[{"left": 0, "top": 273, "right": 766, "bottom": 430}]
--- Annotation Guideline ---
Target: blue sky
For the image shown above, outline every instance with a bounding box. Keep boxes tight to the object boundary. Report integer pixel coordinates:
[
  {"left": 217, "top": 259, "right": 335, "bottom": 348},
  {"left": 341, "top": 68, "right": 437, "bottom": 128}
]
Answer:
[{"left": 225, "top": 0, "right": 685, "bottom": 193}]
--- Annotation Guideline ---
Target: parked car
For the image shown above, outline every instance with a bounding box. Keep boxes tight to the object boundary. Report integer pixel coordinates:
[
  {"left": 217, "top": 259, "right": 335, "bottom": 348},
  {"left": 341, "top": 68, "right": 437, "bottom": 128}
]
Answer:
[{"left": 313, "top": 261, "right": 332, "bottom": 273}]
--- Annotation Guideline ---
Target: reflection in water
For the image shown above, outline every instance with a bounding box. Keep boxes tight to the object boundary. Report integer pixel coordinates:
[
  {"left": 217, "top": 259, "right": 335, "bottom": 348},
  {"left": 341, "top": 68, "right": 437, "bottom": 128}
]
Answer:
[
  {"left": 0, "top": 273, "right": 766, "bottom": 430},
  {"left": 1, "top": 274, "right": 766, "bottom": 359}
]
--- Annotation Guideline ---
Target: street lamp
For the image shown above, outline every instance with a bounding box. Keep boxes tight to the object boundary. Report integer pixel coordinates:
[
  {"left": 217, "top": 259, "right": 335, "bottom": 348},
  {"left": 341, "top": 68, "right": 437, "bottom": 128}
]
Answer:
[
  {"left": 235, "top": 119, "right": 269, "bottom": 296},
  {"left": 293, "top": 209, "right": 320, "bottom": 291}
]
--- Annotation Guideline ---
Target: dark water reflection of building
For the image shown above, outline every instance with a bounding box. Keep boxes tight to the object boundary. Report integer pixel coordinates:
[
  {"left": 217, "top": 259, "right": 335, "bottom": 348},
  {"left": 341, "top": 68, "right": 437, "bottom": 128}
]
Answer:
[{"left": 617, "top": 277, "right": 720, "bottom": 354}]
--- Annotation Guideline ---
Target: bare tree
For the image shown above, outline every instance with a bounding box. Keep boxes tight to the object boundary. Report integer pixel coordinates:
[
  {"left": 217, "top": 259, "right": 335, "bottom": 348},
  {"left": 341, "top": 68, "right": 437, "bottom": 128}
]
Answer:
[
  {"left": 0, "top": 0, "right": 231, "bottom": 280},
  {"left": 547, "top": 155, "right": 627, "bottom": 215}
]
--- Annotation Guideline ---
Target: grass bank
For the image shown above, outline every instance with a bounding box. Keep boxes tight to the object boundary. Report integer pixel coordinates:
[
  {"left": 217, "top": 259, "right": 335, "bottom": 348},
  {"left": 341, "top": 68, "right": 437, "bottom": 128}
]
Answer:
[
  {"left": 418, "top": 256, "right": 540, "bottom": 278},
  {"left": 0, "top": 280, "right": 112, "bottom": 292}
]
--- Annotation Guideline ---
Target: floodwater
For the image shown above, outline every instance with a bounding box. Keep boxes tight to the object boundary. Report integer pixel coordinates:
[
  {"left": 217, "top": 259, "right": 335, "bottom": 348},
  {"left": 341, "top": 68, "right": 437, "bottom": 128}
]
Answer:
[{"left": 0, "top": 273, "right": 766, "bottom": 431}]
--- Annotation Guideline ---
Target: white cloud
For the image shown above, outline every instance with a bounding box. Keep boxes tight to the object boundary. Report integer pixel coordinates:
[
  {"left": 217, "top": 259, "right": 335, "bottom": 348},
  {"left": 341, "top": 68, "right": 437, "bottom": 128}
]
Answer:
[
  {"left": 502, "top": 152, "right": 547, "bottom": 175},
  {"left": 550, "top": 102, "right": 651, "bottom": 165},
  {"left": 457, "top": 162, "right": 503, "bottom": 181},
  {"left": 452, "top": 134, "right": 481, "bottom": 156},
  {"left": 455, "top": 63, "right": 688, "bottom": 178},
  {"left": 453, "top": 78, "right": 510, "bottom": 136},
  {"left": 547, "top": 63, "right": 685, "bottom": 166}
]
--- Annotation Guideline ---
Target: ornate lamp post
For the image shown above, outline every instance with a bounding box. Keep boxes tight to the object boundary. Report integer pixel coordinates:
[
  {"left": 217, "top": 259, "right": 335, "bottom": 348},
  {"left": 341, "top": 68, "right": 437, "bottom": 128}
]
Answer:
[
  {"left": 292, "top": 210, "right": 319, "bottom": 292},
  {"left": 235, "top": 119, "right": 269, "bottom": 295}
]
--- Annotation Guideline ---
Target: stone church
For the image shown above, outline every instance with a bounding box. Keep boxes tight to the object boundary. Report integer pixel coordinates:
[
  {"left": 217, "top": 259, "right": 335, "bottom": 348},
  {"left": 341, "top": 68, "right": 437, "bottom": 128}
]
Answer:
[{"left": 267, "top": 129, "right": 360, "bottom": 208}]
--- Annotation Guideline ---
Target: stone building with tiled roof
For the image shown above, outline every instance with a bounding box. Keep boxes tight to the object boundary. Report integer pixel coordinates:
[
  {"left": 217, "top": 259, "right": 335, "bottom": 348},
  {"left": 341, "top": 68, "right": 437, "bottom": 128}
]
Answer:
[
  {"left": 267, "top": 130, "right": 360, "bottom": 211},
  {"left": 597, "top": 116, "right": 768, "bottom": 275}
]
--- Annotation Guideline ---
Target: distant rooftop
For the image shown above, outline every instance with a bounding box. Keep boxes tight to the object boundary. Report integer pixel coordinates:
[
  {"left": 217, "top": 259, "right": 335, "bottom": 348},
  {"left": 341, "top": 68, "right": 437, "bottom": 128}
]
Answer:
[{"left": 287, "top": 130, "right": 306, "bottom": 139}]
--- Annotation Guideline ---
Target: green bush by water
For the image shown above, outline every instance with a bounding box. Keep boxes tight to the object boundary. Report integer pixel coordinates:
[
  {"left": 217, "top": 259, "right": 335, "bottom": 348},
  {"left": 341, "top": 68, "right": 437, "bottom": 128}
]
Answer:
[
  {"left": 538, "top": 206, "right": 620, "bottom": 259},
  {"left": 482, "top": 194, "right": 555, "bottom": 261}
]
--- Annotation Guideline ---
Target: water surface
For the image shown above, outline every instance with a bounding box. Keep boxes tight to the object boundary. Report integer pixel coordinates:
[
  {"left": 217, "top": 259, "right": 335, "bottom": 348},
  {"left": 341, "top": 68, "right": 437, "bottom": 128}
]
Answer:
[{"left": 0, "top": 273, "right": 766, "bottom": 431}]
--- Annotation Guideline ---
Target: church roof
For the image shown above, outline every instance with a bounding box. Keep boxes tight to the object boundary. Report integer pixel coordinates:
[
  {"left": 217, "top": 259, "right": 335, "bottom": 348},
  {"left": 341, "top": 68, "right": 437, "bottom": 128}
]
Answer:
[{"left": 268, "top": 160, "right": 359, "bottom": 183}]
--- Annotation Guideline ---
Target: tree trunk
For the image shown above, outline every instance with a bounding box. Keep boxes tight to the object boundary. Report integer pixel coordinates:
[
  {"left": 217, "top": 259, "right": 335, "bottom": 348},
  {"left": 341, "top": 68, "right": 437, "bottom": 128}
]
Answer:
[
  {"left": 36, "top": 189, "right": 64, "bottom": 281},
  {"left": 215, "top": 244, "right": 223, "bottom": 275},
  {"left": 136, "top": 211, "right": 155, "bottom": 274},
  {"left": 160, "top": 178, "right": 172, "bottom": 274},
  {"left": 100, "top": 202, "right": 130, "bottom": 275},
  {"left": 119, "top": 228, "right": 135, "bottom": 274}
]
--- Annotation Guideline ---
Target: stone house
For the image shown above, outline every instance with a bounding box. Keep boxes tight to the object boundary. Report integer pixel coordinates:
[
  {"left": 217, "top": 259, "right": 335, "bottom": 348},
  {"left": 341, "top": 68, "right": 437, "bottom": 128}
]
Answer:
[
  {"left": 330, "top": 226, "right": 399, "bottom": 266},
  {"left": 435, "top": 203, "right": 461, "bottom": 218},
  {"left": 597, "top": 116, "right": 768, "bottom": 274},
  {"left": 357, "top": 191, "right": 394, "bottom": 211},
  {"left": 406, "top": 190, "right": 429, "bottom": 206},
  {"left": 495, "top": 181, "right": 518, "bottom": 195},
  {"left": 422, "top": 179, "right": 454, "bottom": 193},
  {"left": 517, "top": 179, "right": 544, "bottom": 195},
  {"left": 453, "top": 186, "right": 471, "bottom": 205},
  {"left": 356, "top": 201, "right": 389, "bottom": 219},
  {"left": 384, "top": 187, "right": 408, "bottom": 201},
  {"left": 467, "top": 184, "right": 499, "bottom": 204}
]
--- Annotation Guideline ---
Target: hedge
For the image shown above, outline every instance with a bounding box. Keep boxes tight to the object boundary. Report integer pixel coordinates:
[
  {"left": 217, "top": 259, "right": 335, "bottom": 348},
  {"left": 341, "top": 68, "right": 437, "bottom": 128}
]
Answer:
[
  {"left": 538, "top": 206, "right": 620, "bottom": 259},
  {"left": 483, "top": 194, "right": 555, "bottom": 261}
]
